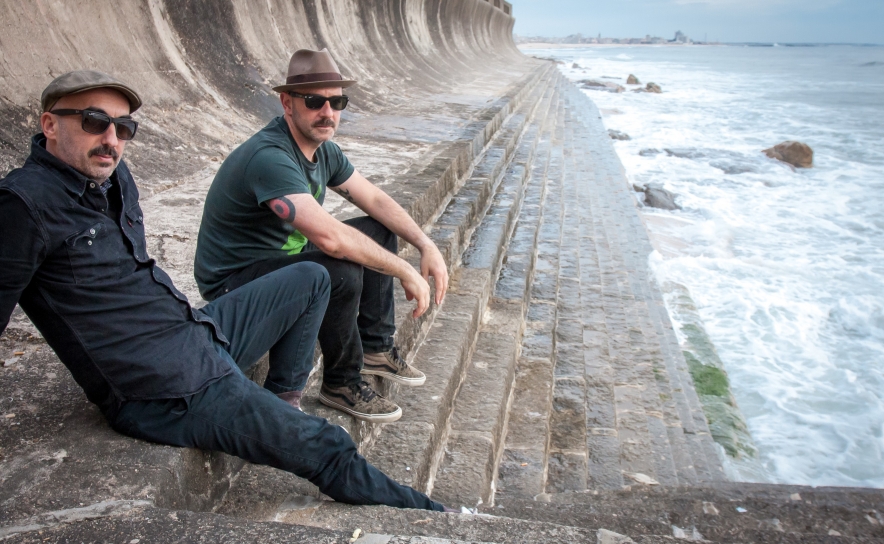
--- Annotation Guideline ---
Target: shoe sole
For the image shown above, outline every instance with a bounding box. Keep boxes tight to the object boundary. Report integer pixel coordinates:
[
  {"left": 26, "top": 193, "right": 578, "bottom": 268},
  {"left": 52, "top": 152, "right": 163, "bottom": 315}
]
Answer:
[
  {"left": 318, "top": 392, "right": 403, "bottom": 423},
  {"left": 361, "top": 368, "right": 427, "bottom": 386}
]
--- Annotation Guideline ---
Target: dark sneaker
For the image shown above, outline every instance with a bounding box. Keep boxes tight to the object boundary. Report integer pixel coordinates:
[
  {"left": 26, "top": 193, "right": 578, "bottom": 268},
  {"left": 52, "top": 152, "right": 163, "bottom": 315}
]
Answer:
[
  {"left": 362, "top": 347, "right": 426, "bottom": 386},
  {"left": 276, "top": 390, "right": 303, "bottom": 411},
  {"left": 319, "top": 381, "right": 402, "bottom": 423}
]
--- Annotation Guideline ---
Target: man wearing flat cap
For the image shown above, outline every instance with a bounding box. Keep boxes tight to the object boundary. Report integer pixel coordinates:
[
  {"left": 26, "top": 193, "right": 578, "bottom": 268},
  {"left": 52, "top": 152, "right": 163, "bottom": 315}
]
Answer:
[
  {"left": 0, "top": 70, "right": 448, "bottom": 512},
  {"left": 195, "top": 49, "right": 450, "bottom": 422}
]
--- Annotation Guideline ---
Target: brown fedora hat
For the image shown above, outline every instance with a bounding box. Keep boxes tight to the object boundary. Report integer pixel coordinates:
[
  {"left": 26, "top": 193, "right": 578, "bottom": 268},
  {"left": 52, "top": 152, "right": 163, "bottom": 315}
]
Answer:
[{"left": 272, "top": 48, "right": 356, "bottom": 92}]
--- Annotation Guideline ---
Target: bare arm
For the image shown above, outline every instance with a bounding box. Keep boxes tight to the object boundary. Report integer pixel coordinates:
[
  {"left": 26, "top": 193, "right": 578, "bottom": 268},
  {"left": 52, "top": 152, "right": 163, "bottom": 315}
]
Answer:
[
  {"left": 267, "top": 193, "right": 431, "bottom": 318},
  {"left": 331, "top": 170, "right": 449, "bottom": 304}
]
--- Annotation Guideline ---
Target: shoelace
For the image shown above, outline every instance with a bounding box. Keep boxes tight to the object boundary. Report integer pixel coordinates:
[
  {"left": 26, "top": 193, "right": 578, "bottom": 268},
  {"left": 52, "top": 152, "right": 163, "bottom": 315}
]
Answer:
[
  {"left": 389, "top": 346, "right": 407, "bottom": 370},
  {"left": 351, "top": 381, "right": 377, "bottom": 402}
]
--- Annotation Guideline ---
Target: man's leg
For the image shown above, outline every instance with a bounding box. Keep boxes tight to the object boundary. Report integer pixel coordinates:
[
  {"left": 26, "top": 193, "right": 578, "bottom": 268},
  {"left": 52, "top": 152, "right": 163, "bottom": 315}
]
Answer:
[
  {"left": 110, "top": 368, "right": 446, "bottom": 511},
  {"left": 336, "top": 216, "right": 397, "bottom": 354},
  {"left": 221, "top": 252, "right": 401, "bottom": 421},
  {"left": 221, "top": 253, "right": 363, "bottom": 389},
  {"left": 335, "top": 217, "right": 425, "bottom": 387},
  {"left": 200, "top": 262, "right": 330, "bottom": 402}
]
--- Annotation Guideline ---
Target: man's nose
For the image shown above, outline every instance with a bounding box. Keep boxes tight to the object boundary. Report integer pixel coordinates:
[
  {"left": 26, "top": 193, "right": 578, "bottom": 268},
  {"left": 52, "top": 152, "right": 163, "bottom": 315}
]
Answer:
[
  {"left": 319, "top": 100, "right": 335, "bottom": 117},
  {"left": 100, "top": 121, "right": 120, "bottom": 146}
]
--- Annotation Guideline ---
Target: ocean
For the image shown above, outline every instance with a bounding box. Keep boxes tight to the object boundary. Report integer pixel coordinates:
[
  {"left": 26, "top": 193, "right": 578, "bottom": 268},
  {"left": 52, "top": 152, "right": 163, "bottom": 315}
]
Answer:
[{"left": 521, "top": 44, "right": 884, "bottom": 488}]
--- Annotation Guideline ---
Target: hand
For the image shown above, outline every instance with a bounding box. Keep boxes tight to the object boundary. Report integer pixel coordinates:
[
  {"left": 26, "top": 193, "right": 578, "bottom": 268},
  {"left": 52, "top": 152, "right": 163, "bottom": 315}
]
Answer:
[
  {"left": 400, "top": 268, "right": 431, "bottom": 318},
  {"left": 419, "top": 245, "right": 449, "bottom": 305}
]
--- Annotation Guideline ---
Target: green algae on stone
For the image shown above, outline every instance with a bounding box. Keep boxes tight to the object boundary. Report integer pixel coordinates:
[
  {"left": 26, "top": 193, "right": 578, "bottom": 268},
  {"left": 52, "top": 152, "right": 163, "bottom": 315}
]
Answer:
[
  {"left": 661, "top": 281, "right": 759, "bottom": 460},
  {"left": 683, "top": 351, "right": 729, "bottom": 398}
]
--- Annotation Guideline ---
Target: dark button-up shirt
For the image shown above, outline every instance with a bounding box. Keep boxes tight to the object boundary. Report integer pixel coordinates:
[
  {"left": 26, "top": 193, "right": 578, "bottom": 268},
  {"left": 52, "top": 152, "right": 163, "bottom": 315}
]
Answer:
[{"left": 0, "top": 135, "right": 232, "bottom": 411}]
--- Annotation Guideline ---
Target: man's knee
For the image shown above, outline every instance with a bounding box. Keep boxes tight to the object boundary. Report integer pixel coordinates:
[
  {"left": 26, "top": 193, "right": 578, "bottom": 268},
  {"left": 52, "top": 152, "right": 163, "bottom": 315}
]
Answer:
[
  {"left": 278, "top": 261, "right": 331, "bottom": 296},
  {"left": 324, "top": 258, "right": 363, "bottom": 299}
]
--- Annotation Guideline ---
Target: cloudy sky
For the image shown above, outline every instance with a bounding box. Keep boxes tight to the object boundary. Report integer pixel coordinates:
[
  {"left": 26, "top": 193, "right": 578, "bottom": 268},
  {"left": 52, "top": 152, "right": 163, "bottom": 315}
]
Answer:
[{"left": 511, "top": 0, "right": 884, "bottom": 44}]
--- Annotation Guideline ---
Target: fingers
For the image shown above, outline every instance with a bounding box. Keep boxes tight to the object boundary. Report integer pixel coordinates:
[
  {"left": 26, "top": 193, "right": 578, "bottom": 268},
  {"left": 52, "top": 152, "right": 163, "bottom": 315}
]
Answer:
[{"left": 434, "top": 266, "right": 449, "bottom": 305}]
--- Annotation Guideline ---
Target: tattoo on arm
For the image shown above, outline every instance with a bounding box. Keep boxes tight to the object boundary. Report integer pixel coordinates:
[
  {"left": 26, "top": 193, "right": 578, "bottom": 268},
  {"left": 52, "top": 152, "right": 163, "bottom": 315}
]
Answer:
[
  {"left": 269, "top": 196, "right": 297, "bottom": 223},
  {"left": 334, "top": 187, "right": 356, "bottom": 204}
]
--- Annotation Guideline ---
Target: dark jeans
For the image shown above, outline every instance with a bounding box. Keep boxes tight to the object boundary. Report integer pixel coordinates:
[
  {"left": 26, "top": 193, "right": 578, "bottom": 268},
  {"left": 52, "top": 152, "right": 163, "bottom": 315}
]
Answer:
[
  {"left": 109, "top": 263, "right": 443, "bottom": 511},
  {"left": 222, "top": 216, "right": 397, "bottom": 388}
]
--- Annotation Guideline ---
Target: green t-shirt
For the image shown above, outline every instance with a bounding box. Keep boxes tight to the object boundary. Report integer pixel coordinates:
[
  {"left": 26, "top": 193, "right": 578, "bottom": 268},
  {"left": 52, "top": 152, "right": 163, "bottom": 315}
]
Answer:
[{"left": 194, "top": 116, "right": 354, "bottom": 299}]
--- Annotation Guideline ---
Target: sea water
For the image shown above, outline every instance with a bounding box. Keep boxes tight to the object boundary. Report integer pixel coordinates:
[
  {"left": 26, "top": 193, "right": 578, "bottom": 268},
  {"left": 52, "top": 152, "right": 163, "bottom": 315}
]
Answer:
[{"left": 521, "top": 44, "right": 884, "bottom": 488}]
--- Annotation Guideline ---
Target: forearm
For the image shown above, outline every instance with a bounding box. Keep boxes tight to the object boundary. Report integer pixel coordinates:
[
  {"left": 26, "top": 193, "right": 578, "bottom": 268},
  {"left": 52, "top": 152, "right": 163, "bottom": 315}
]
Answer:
[
  {"left": 329, "top": 223, "right": 417, "bottom": 281},
  {"left": 361, "top": 191, "right": 434, "bottom": 253}
]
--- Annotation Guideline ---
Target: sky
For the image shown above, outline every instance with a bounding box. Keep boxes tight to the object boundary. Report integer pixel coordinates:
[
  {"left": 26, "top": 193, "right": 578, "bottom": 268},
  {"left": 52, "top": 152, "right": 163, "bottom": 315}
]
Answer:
[{"left": 511, "top": 0, "right": 884, "bottom": 44}]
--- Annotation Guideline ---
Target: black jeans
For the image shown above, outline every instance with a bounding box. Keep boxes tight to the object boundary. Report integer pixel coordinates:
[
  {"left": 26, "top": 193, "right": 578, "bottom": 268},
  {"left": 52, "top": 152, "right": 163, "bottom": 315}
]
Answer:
[
  {"left": 110, "top": 263, "right": 443, "bottom": 511},
  {"left": 222, "top": 216, "right": 397, "bottom": 389}
]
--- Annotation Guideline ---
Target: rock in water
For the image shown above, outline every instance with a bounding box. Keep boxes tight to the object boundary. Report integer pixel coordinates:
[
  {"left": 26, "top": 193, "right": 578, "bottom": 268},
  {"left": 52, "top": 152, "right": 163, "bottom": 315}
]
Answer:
[
  {"left": 645, "top": 82, "right": 662, "bottom": 93},
  {"left": 579, "top": 79, "right": 625, "bottom": 93},
  {"left": 644, "top": 185, "right": 680, "bottom": 210},
  {"left": 572, "top": 62, "right": 581, "bottom": 69},
  {"left": 762, "top": 141, "right": 813, "bottom": 168},
  {"left": 608, "top": 129, "right": 631, "bottom": 140},
  {"left": 627, "top": 74, "right": 640, "bottom": 84}
]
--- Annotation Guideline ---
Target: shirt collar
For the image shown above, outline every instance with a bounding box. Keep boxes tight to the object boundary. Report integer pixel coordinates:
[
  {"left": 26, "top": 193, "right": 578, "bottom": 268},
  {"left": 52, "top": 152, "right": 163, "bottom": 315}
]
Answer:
[{"left": 28, "top": 133, "right": 104, "bottom": 197}]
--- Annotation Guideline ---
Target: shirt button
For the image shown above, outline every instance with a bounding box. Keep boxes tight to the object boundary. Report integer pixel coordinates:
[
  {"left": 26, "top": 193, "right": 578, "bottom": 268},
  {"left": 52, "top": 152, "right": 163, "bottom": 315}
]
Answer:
[
  {"left": 89, "top": 183, "right": 96, "bottom": 189},
  {"left": 87, "top": 240, "right": 93, "bottom": 246},
  {"left": 89, "top": 228, "right": 95, "bottom": 235}
]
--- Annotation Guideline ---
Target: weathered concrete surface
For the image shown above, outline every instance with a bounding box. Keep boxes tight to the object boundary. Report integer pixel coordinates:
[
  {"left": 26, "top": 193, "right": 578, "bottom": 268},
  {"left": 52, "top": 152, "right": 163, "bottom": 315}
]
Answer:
[
  {"left": 0, "top": 0, "right": 541, "bottom": 536},
  {"left": 490, "top": 483, "right": 884, "bottom": 543}
]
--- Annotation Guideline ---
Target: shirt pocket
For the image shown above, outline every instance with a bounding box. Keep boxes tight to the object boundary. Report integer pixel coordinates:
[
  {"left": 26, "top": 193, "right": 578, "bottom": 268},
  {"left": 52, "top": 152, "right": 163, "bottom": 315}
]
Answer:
[
  {"left": 64, "top": 222, "right": 116, "bottom": 284},
  {"left": 123, "top": 204, "right": 148, "bottom": 261}
]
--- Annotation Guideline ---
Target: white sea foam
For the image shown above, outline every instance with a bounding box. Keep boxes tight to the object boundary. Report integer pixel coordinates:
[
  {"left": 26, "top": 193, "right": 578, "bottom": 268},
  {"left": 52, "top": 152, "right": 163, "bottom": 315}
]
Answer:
[{"left": 524, "top": 44, "right": 884, "bottom": 487}]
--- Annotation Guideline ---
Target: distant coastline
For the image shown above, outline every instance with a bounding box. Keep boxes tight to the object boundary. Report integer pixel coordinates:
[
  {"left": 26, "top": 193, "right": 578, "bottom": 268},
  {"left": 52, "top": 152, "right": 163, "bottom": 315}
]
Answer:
[{"left": 517, "top": 41, "right": 884, "bottom": 49}]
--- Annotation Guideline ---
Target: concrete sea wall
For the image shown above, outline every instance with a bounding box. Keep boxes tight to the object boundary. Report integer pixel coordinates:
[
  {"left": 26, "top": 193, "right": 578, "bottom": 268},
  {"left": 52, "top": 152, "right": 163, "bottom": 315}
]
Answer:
[{"left": 0, "top": 0, "right": 520, "bottom": 181}]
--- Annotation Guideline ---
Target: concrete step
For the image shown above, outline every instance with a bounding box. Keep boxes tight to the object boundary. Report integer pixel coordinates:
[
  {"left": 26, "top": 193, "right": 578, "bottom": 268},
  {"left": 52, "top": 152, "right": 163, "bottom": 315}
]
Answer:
[
  {"left": 428, "top": 83, "right": 562, "bottom": 508},
  {"left": 494, "top": 85, "right": 568, "bottom": 501},
  {"left": 489, "top": 483, "right": 884, "bottom": 543},
  {"left": 552, "top": 83, "right": 725, "bottom": 489},
  {"left": 361, "top": 77, "right": 561, "bottom": 496}
]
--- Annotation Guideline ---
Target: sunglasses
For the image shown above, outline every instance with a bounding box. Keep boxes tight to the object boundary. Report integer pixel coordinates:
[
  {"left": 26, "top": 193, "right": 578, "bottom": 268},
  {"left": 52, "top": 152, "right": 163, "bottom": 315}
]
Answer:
[
  {"left": 50, "top": 109, "right": 139, "bottom": 141},
  {"left": 288, "top": 92, "right": 349, "bottom": 111}
]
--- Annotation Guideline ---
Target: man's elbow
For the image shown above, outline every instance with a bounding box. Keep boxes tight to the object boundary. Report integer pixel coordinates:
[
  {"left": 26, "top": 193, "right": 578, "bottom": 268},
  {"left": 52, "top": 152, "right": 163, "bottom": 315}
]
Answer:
[{"left": 309, "top": 232, "right": 344, "bottom": 259}]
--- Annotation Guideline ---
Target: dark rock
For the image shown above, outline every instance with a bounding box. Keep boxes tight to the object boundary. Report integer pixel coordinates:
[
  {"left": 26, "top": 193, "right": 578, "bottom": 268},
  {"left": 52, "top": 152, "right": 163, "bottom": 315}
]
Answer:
[
  {"left": 644, "top": 185, "right": 680, "bottom": 210},
  {"left": 762, "top": 140, "right": 813, "bottom": 168},
  {"left": 607, "top": 129, "right": 630, "bottom": 141},
  {"left": 627, "top": 74, "right": 640, "bottom": 84},
  {"left": 633, "top": 183, "right": 647, "bottom": 193},
  {"left": 579, "top": 80, "right": 625, "bottom": 93},
  {"left": 572, "top": 62, "right": 581, "bottom": 69},
  {"left": 645, "top": 82, "right": 662, "bottom": 93},
  {"left": 639, "top": 148, "right": 661, "bottom": 157}
]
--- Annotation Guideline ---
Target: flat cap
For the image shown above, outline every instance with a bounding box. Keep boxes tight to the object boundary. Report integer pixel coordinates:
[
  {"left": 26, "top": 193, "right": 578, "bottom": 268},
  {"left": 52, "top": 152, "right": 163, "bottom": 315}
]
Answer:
[{"left": 41, "top": 70, "right": 142, "bottom": 113}]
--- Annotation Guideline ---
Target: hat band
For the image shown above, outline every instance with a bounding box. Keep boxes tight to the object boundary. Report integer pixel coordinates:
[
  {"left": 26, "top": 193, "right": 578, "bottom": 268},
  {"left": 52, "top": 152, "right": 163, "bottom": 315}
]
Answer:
[{"left": 286, "top": 72, "right": 343, "bottom": 85}]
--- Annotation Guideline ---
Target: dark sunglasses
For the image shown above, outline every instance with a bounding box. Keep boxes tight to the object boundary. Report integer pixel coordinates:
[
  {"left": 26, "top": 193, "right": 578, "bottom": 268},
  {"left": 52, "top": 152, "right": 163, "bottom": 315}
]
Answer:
[
  {"left": 50, "top": 109, "right": 139, "bottom": 140},
  {"left": 288, "top": 92, "right": 349, "bottom": 111}
]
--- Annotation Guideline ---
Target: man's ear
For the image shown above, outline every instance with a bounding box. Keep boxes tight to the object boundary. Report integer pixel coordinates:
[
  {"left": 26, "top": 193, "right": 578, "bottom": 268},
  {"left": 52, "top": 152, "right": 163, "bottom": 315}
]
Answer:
[
  {"left": 280, "top": 93, "right": 293, "bottom": 116},
  {"left": 40, "top": 111, "right": 58, "bottom": 141}
]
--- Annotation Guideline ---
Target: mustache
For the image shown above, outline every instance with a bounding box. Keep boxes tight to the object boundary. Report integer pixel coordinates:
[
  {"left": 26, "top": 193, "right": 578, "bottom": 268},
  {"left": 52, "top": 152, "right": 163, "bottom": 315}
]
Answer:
[
  {"left": 88, "top": 145, "right": 119, "bottom": 160},
  {"left": 312, "top": 119, "right": 336, "bottom": 128}
]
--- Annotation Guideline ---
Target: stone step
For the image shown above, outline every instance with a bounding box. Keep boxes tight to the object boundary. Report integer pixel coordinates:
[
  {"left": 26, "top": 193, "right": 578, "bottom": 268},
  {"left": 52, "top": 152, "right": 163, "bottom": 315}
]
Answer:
[
  {"left": 361, "top": 78, "right": 562, "bottom": 496},
  {"left": 488, "top": 483, "right": 884, "bottom": 543},
  {"left": 428, "top": 83, "right": 562, "bottom": 508},
  {"left": 563, "top": 97, "right": 681, "bottom": 490},
  {"left": 494, "top": 86, "right": 567, "bottom": 501},
  {"left": 558, "top": 83, "right": 724, "bottom": 487}
]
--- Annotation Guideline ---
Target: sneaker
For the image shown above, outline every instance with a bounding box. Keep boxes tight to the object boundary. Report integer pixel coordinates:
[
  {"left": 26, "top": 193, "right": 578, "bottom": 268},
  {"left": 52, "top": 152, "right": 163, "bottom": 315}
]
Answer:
[
  {"left": 362, "top": 347, "right": 426, "bottom": 386},
  {"left": 319, "top": 381, "right": 402, "bottom": 423},
  {"left": 276, "top": 390, "right": 303, "bottom": 411}
]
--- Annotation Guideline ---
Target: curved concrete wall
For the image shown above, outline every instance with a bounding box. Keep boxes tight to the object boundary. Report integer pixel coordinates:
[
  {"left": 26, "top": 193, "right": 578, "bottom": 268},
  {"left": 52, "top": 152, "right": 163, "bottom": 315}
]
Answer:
[{"left": 0, "top": 0, "right": 521, "bottom": 178}]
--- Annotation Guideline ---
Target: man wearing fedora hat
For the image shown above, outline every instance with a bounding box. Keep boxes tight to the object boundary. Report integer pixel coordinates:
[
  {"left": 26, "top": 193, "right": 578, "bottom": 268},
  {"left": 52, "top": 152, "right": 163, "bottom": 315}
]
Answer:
[
  {"left": 195, "top": 49, "right": 450, "bottom": 423},
  {"left": 0, "top": 70, "right": 448, "bottom": 512}
]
